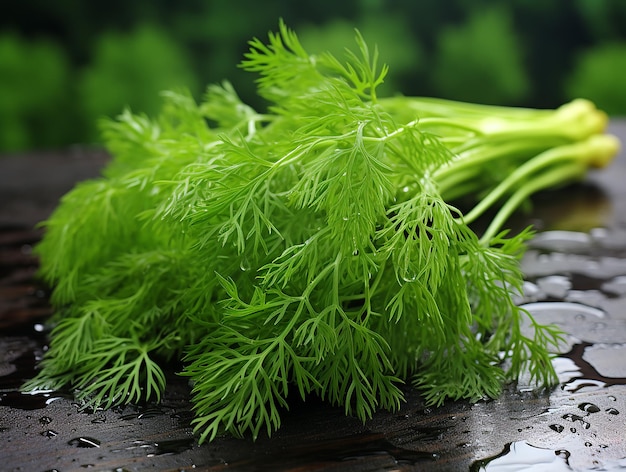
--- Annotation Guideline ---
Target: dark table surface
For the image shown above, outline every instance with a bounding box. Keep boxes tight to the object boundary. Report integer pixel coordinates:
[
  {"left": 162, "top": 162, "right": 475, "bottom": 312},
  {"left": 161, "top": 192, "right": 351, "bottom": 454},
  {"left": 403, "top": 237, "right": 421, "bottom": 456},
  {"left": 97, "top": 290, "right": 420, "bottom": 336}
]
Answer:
[{"left": 1, "top": 123, "right": 626, "bottom": 472}]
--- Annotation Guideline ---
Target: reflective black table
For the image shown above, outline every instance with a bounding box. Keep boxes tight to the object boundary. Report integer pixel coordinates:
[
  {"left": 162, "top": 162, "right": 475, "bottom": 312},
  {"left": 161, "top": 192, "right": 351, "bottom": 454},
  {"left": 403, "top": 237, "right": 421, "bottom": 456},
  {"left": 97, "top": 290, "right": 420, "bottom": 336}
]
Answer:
[{"left": 1, "top": 123, "right": 625, "bottom": 471}]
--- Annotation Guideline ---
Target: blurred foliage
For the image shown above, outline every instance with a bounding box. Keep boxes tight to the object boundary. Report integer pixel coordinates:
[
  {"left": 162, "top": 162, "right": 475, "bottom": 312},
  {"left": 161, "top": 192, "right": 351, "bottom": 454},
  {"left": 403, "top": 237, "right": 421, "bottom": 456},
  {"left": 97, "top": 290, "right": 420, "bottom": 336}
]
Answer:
[
  {"left": 566, "top": 43, "right": 626, "bottom": 116},
  {"left": 0, "top": 33, "right": 73, "bottom": 151},
  {"left": 573, "top": 0, "right": 626, "bottom": 41},
  {"left": 78, "top": 24, "right": 200, "bottom": 142},
  {"left": 431, "top": 7, "right": 528, "bottom": 105},
  {"left": 1, "top": 0, "right": 625, "bottom": 152},
  {"left": 297, "top": 15, "right": 423, "bottom": 97}
]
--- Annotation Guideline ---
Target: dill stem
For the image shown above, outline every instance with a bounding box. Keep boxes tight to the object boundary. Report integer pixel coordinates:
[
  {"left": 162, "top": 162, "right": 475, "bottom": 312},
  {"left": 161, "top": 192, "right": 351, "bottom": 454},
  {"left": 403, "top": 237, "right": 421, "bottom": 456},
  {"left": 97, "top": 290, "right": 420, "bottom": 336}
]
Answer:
[
  {"left": 434, "top": 140, "right": 552, "bottom": 193},
  {"left": 458, "top": 144, "right": 586, "bottom": 230},
  {"left": 479, "top": 162, "right": 585, "bottom": 244}
]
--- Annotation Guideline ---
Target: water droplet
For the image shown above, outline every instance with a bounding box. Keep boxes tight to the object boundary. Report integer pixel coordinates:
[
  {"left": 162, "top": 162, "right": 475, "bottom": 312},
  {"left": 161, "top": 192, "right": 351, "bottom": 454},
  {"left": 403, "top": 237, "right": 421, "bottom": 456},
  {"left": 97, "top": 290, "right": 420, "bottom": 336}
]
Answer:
[
  {"left": 146, "top": 437, "right": 196, "bottom": 456},
  {"left": 591, "top": 321, "right": 607, "bottom": 331},
  {"left": 91, "top": 414, "right": 107, "bottom": 424},
  {"left": 585, "top": 441, "right": 593, "bottom": 447},
  {"left": 39, "top": 416, "right": 52, "bottom": 425},
  {"left": 239, "top": 257, "right": 251, "bottom": 272},
  {"left": 606, "top": 407, "right": 619, "bottom": 415},
  {"left": 608, "top": 395, "right": 617, "bottom": 401},
  {"left": 578, "top": 402, "right": 601, "bottom": 413},
  {"left": 68, "top": 437, "right": 101, "bottom": 448},
  {"left": 401, "top": 273, "right": 417, "bottom": 283},
  {"left": 562, "top": 413, "right": 591, "bottom": 429},
  {"left": 555, "top": 450, "right": 571, "bottom": 461},
  {"left": 136, "top": 407, "right": 168, "bottom": 419},
  {"left": 549, "top": 424, "right": 564, "bottom": 433},
  {"left": 41, "top": 429, "right": 58, "bottom": 438}
]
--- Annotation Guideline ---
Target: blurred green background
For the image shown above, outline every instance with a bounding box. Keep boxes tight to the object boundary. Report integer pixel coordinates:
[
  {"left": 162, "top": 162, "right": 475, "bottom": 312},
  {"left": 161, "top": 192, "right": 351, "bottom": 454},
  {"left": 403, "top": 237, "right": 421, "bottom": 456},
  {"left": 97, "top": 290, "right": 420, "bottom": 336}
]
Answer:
[{"left": 2, "top": 0, "right": 625, "bottom": 152}]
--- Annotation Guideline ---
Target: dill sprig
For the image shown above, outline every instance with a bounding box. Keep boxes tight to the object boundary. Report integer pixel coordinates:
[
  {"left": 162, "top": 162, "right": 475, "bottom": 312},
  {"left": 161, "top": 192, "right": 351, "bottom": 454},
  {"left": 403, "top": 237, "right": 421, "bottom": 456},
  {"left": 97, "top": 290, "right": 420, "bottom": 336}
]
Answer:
[{"left": 24, "top": 21, "right": 619, "bottom": 443}]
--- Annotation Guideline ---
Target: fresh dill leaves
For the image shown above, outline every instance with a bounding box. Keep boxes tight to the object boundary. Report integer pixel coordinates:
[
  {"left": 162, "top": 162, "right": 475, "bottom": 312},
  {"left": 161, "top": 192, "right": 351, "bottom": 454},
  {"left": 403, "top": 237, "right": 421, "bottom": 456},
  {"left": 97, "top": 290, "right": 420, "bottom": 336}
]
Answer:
[{"left": 24, "top": 21, "right": 620, "bottom": 443}]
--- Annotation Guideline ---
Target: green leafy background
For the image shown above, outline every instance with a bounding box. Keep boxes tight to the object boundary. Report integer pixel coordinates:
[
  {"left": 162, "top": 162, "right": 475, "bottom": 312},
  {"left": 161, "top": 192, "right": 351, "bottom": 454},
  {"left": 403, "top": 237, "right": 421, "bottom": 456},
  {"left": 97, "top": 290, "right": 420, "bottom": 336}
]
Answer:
[{"left": 2, "top": 0, "right": 625, "bottom": 152}]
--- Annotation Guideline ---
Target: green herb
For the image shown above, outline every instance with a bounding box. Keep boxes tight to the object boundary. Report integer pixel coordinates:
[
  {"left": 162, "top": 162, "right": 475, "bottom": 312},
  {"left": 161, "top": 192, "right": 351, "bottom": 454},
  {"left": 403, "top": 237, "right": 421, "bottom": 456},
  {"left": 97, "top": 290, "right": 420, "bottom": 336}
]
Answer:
[{"left": 24, "top": 21, "right": 619, "bottom": 443}]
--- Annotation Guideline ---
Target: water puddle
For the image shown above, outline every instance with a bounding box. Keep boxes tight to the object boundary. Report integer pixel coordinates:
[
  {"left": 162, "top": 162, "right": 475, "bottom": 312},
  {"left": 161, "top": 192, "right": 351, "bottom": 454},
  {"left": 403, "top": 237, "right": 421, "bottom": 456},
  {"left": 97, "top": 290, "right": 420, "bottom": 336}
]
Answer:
[
  {"left": 0, "top": 391, "right": 63, "bottom": 409},
  {"left": 473, "top": 441, "right": 626, "bottom": 471},
  {"left": 528, "top": 229, "right": 626, "bottom": 255},
  {"left": 480, "top": 229, "right": 626, "bottom": 470},
  {"left": 516, "top": 228, "right": 626, "bottom": 399},
  {"left": 520, "top": 301, "right": 605, "bottom": 319},
  {"left": 470, "top": 440, "right": 572, "bottom": 471},
  {"left": 528, "top": 230, "right": 593, "bottom": 253},
  {"left": 472, "top": 441, "right": 626, "bottom": 472},
  {"left": 555, "top": 342, "right": 626, "bottom": 393},
  {"left": 522, "top": 229, "right": 626, "bottom": 280}
]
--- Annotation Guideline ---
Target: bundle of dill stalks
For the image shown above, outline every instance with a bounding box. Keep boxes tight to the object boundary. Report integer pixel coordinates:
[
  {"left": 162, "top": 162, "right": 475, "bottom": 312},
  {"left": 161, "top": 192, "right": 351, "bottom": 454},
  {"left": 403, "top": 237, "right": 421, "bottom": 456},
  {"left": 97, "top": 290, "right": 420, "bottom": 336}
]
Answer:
[{"left": 24, "top": 22, "right": 619, "bottom": 443}]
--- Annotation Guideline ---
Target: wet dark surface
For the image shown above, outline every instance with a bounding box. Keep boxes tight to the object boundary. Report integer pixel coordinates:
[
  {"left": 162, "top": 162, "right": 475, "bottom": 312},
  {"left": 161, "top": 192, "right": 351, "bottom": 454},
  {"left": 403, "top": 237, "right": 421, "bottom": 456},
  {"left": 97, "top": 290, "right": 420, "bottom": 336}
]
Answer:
[{"left": 1, "top": 124, "right": 626, "bottom": 471}]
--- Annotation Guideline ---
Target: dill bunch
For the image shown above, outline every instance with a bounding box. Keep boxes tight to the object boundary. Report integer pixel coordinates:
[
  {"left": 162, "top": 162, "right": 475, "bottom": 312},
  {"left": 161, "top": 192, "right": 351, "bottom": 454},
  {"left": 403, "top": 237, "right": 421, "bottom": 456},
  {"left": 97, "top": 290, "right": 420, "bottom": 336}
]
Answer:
[{"left": 24, "top": 21, "right": 619, "bottom": 443}]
